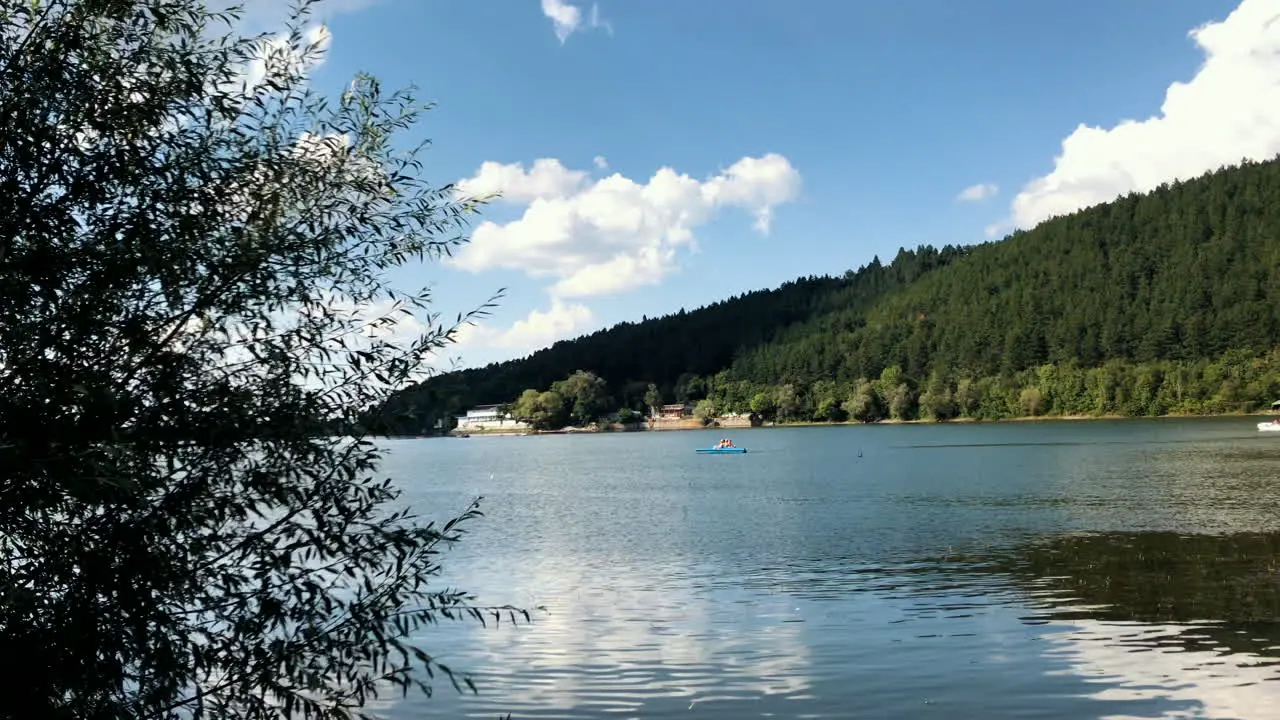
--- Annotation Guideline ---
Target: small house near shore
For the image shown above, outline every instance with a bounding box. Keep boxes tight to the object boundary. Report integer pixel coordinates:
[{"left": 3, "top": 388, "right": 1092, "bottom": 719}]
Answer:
[
  {"left": 657, "top": 403, "right": 692, "bottom": 419},
  {"left": 454, "top": 404, "right": 529, "bottom": 431}
]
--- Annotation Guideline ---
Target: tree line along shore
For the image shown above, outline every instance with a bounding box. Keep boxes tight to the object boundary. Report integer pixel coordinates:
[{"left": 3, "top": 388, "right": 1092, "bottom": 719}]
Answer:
[{"left": 427, "top": 347, "right": 1280, "bottom": 437}]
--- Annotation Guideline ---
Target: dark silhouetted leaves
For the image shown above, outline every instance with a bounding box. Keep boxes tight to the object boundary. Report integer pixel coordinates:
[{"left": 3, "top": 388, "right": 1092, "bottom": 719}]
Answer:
[{"left": 0, "top": 0, "right": 520, "bottom": 717}]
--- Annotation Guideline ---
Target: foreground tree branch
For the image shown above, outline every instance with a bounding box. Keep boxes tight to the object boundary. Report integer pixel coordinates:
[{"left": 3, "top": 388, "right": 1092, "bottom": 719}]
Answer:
[{"left": 0, "top": 1, "right": 514, "bottom": 717}]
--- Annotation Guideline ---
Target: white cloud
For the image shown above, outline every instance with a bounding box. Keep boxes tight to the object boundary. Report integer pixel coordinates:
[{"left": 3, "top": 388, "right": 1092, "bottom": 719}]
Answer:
[
  {"left": 454, "top": 299, "right": 596, "bottom": 361},
  {"left": 206, "top": 0, "right": 386, "bottom": 100},
  {"left": 587, "top": 3, "right": 613, "bottom": 37},
  {"left": 348, "top": 298, "right": 432, "bottom": 345},
  {"left": 232, "top": 23, "right": 332, "bottom": 97},
  {"left": 548, "top": 246, "right": 675, "bottom": 298},
  {"left": 448, "top": 153, "right": 802, "bottom": 298},
  {"left": 211, "top": 130, "right": 393, "bottom": 230},
  {"left": 541, "top": 0, "right": 611, "bottom": 44},
  {"left": 540, "top": 0, "right": 580, "bottom": 43},
  {"left": 956, "top": 182, "right": 998, "bottom": 202},
  {"left": 1003, "top": 0, "right": 1280, "bottom": 232},
  {"left": 293, "top": 294, "right": 437, "bottom": 356},
  {"left": 455, "top": 158, "right": 588, "bottom": 203},
  {"left": 593, "top": 155, "right": 609, "bottom": 170},
  {"left": 209, "top": 0, "right": 382, "bottom": 36}
]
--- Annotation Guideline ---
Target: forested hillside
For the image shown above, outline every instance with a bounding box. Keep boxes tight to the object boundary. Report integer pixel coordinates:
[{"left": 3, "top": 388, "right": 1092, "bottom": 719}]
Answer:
[
  {"left": 374, "top": 156, "right": 1280, "bottom": 433},
  {"left": 372, "top": 245, "right": 967, "bottom": 432},
  {"left": 729, "top": 157, "right": 1280, "bottom": 385}
]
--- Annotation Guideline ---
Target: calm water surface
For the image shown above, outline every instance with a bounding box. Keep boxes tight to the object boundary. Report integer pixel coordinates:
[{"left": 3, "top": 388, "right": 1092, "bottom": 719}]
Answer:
[{"left": 376, "top": 418, "right": 1280, "bottom": 719}]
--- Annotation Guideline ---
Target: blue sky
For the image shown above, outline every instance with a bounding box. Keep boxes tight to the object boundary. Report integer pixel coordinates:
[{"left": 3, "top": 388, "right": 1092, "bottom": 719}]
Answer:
[{"left": 280, "top": 0, "right": 1276, "bottom": 369}]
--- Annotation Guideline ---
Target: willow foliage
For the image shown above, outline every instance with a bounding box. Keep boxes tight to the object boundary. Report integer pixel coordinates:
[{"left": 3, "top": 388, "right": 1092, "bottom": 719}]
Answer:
[{"left": 0, "top": 0, "right": 514, "bottom": 717}]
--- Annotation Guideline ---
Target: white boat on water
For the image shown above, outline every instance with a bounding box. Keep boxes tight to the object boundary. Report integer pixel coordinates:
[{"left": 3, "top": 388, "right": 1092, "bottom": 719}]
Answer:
[{"left": 1259, "top": 400, "right": 1280, "bottom": 432}]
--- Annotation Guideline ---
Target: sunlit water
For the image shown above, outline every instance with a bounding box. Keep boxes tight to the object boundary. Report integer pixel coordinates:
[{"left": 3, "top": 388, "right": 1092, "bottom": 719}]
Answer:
[{"left": 373, "top": 418, "right": 1280, "bottom": 719}]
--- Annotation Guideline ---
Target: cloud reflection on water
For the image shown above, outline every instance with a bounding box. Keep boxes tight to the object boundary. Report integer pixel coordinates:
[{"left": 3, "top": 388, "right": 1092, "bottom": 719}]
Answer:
[
  {"left": 975, "top": 529, "right": 1280, "bottom": 720},
  {"left": 1041, "top": 618, "right": 1280, "bottom": 720},
  {"left": 379, "top": 530, "right": 1280, "bottom": 719},
  {"left": 370, "top": 423, "right": 1280, "bottom": 718},
  {"left": 394, "top": 557, "right": 816, "bottom": 718}
]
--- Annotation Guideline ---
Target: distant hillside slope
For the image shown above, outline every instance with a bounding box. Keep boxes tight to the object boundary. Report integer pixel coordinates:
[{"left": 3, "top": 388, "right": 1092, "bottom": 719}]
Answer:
[
  {"left": 727, "top": 156, "right": 1280, "bottom": 386},
  {"left": 373, "top": 245, "right": 967, "bottom": 432}
]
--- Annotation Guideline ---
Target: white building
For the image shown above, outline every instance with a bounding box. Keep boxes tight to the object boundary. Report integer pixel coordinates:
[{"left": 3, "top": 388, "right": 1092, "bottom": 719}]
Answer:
[{"left": 454, "top": 404, "right": 529, "bottom": 431}]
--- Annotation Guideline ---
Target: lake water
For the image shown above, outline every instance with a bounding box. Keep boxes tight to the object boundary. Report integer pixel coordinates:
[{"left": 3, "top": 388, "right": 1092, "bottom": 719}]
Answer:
[{"left": 375, "top": 418, "right": 1280, "bottom": 719}]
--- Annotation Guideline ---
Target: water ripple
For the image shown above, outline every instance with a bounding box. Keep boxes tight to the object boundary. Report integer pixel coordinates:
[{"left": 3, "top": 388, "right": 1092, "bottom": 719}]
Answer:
[{"left": 372, "top": 421, "right": 1280, "bottom": 719}]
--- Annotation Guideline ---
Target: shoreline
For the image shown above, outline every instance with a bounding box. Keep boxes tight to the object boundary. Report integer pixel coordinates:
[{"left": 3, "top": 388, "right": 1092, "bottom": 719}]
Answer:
[
  {"left": 777, "top": 410, "right": 1270, "bottom": 427},
  {"left": 427, "top": 410, "right": 1272, "bottom": 438}
]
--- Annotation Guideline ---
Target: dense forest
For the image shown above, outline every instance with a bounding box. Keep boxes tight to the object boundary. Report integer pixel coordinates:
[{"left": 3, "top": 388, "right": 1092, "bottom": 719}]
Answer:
[
  {"left": 371, "top": 156, "right": 1280, "bottom": 434},
  {"left": 371, "top": 245, "right": 967, "bottom": 432}
]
